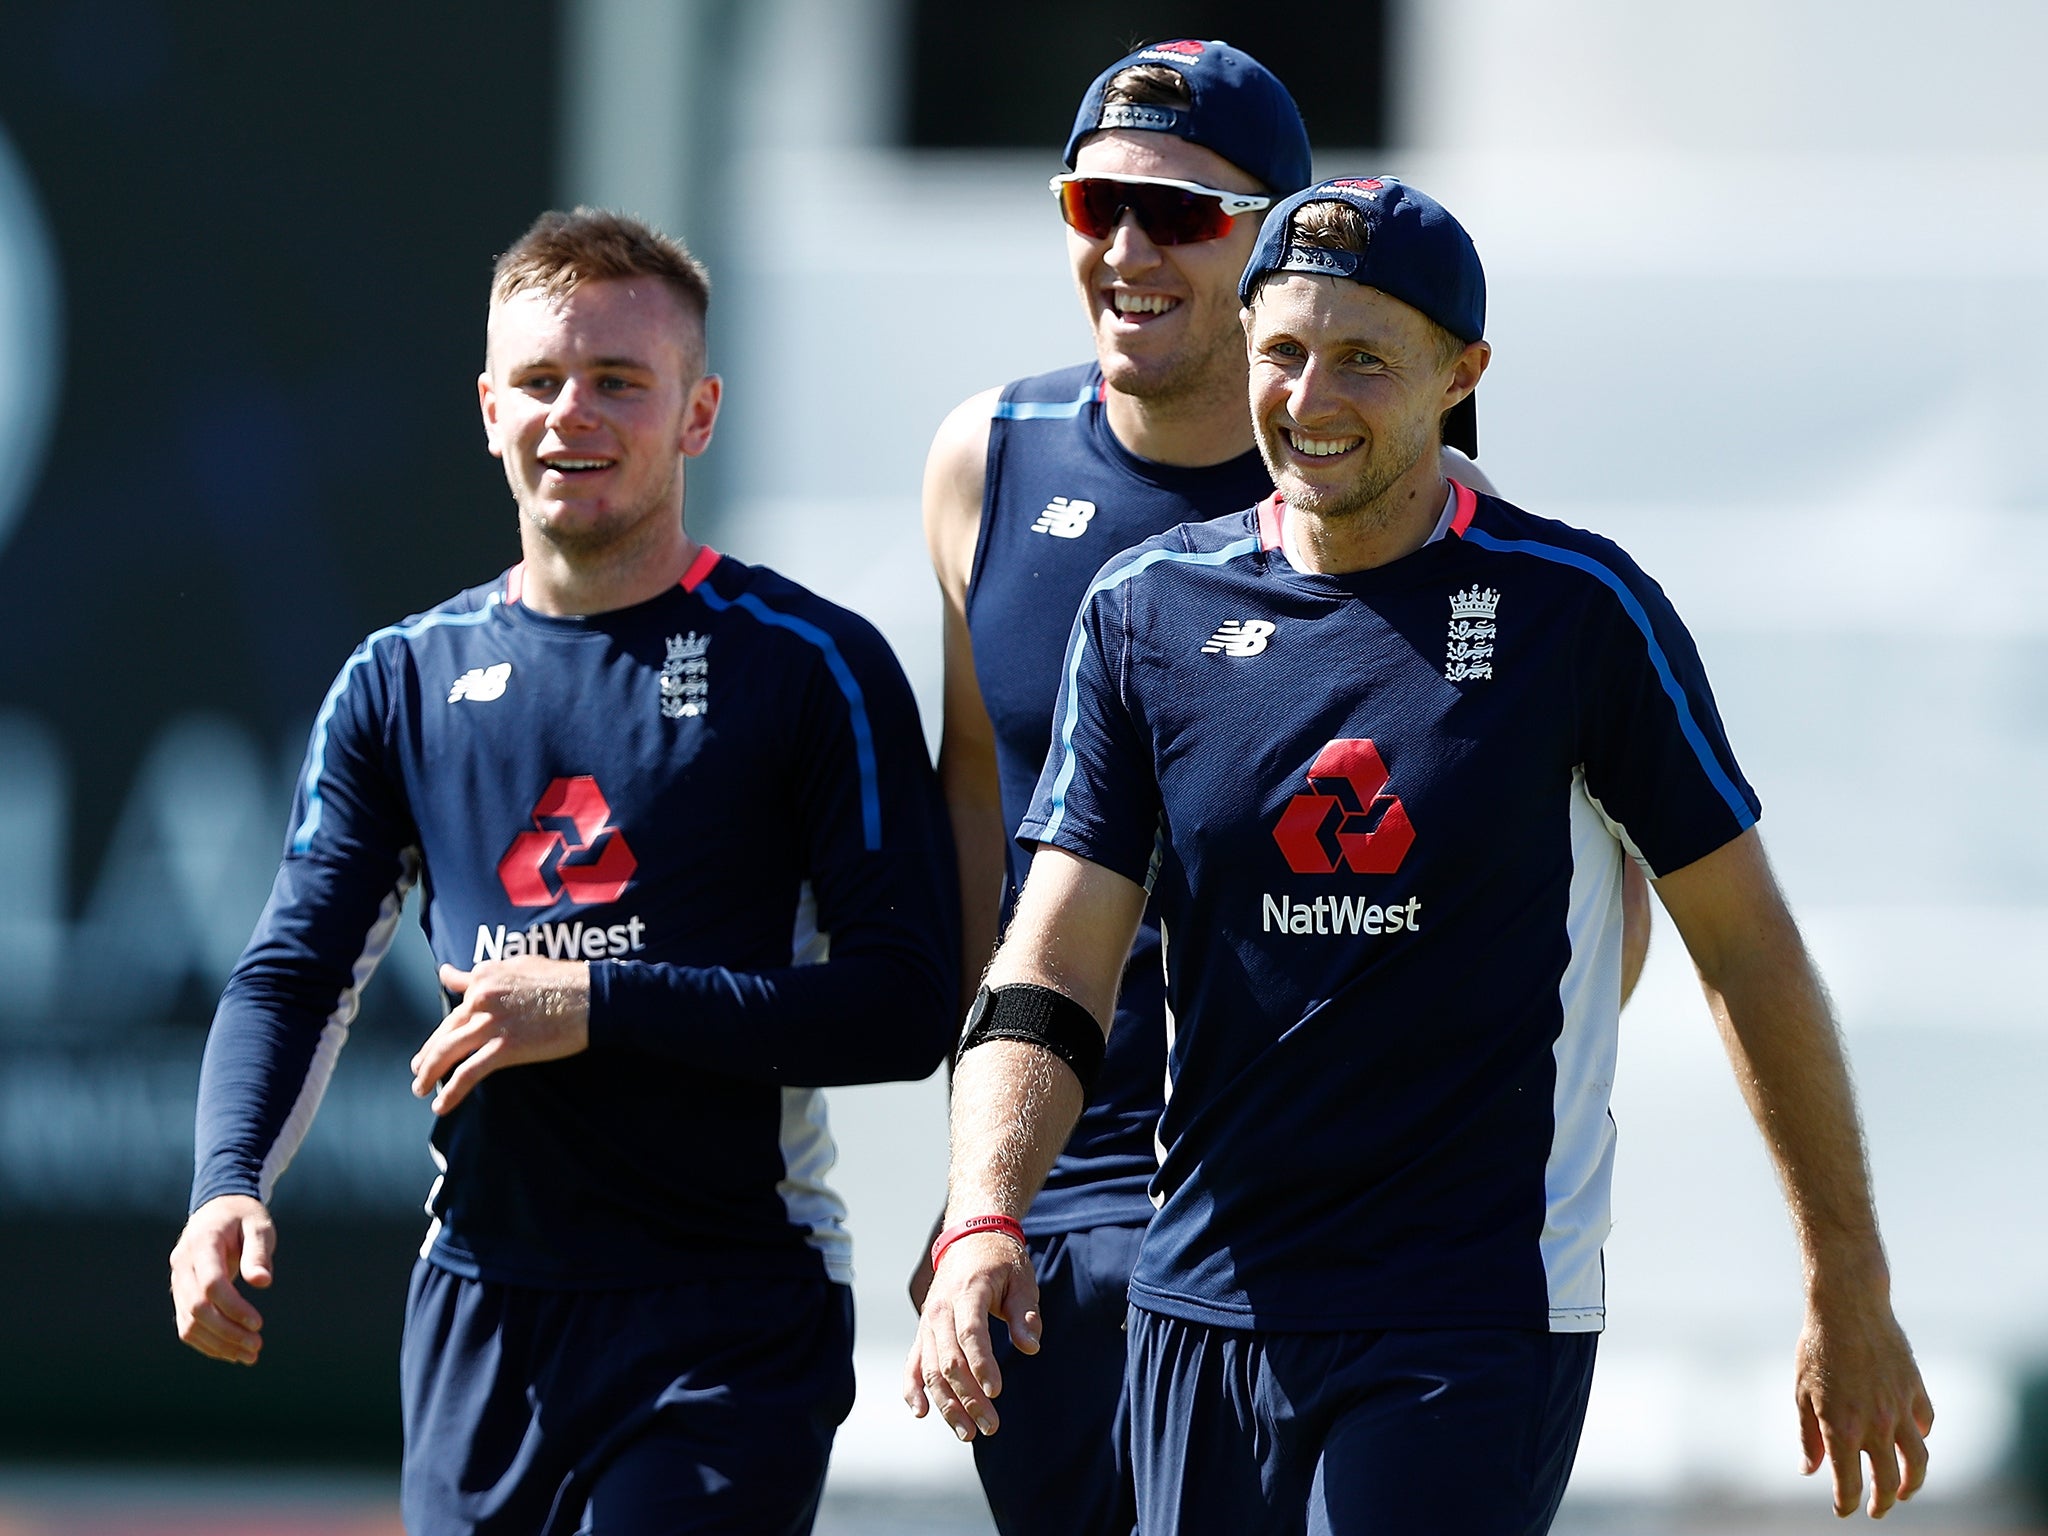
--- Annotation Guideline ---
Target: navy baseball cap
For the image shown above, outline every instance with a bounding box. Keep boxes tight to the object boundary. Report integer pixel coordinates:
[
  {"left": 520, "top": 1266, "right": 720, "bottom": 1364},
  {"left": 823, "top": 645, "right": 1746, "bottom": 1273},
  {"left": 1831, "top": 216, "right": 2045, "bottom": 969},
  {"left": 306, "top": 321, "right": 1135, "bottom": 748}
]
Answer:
[
  {"left": 1063, "top": 40, "right": 1313, "bottom": 197},
  {"left": 1238, "top": 176, "right": 1486, "bottom": 456}
]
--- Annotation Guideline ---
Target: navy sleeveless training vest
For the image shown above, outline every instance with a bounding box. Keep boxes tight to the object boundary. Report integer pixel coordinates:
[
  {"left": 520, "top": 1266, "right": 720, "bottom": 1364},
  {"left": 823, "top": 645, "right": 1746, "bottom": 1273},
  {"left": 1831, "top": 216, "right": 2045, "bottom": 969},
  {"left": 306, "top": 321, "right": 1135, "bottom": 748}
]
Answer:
[{"left": 968, "top": 362, "right": 1274, "bottom": 1233}]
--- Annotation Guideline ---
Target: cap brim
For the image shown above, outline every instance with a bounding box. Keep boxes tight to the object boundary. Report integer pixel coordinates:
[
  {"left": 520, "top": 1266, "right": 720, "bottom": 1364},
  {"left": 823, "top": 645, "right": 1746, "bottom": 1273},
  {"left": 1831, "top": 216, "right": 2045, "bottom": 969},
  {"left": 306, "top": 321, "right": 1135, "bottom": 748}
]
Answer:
[{"left": 1443, "top": 394, "right": 1478, "bottom": 459}]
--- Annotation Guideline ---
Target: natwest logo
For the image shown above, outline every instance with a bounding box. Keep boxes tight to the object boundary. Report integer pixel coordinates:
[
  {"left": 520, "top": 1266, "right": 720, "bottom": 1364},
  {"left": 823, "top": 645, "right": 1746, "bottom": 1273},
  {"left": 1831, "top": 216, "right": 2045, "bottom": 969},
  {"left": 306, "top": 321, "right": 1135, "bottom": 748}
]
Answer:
[
  {"left": 1271, "top": 739, "right": 1415, "bottom": 875},
  {"left": 497, "top": 776, "right": 637, "bottom": 907}
]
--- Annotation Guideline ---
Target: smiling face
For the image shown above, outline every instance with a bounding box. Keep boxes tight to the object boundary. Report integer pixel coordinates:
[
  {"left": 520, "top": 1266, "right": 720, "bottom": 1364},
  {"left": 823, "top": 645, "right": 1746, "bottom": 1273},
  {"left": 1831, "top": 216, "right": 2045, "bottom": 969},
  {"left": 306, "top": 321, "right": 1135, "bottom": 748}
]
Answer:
[
  {"left": 1067, "top": 130, "right": 1268, "bottom": 406},
  {"left": 478, "top": 276, "right": 720, "bottom": 562},
  {"left": 1244, "top": 273, "right": 1487, "bottom": 532}
]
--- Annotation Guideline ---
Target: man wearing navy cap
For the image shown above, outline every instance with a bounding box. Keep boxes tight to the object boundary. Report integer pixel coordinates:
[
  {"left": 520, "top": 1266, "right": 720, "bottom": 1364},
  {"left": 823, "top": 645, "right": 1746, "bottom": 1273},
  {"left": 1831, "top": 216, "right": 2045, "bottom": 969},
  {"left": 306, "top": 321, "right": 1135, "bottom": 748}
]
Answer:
[
  {"left": 911, "top": 177, "right": 1933, "bottom": 1531},
  {"left": 912, "top": 40, "right": 1649, "bottom": 1536}
]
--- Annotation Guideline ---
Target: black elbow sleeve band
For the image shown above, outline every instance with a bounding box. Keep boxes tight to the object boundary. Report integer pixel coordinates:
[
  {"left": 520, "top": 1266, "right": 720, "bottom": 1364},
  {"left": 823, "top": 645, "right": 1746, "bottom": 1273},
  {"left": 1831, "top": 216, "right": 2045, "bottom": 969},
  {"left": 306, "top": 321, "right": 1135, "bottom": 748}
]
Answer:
[{"left": 955, "top": 983, "right": 1106, "bottom": 1094}]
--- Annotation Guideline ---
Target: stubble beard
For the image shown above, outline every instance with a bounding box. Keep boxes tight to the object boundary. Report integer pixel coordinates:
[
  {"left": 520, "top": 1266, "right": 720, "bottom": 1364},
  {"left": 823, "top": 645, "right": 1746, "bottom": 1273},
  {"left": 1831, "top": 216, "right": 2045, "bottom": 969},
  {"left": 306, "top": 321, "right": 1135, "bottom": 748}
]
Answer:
[
  {"left": 1099, "top": 309, "right": 1248, "bottom": 417},
  {"left": 1259, "top": 413, "right": 1437, "bottom": 535},
  {"left": 518, "top": 453, "right": 683, "bottom": 565}
]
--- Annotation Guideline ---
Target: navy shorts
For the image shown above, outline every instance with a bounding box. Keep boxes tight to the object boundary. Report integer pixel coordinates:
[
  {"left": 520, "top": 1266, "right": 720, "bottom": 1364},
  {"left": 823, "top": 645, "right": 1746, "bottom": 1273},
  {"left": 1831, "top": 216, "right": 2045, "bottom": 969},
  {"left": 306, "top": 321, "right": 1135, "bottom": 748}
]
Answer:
[
  {"left": 400, "top": 1260, "right": 855, "bottom": 1536},
  {"left": 1126, "top": 1309, "right": 1597, "bottom": 1536},
  {"left": 973, "top": 1224, "right": 1143, "bottom": 1536}
]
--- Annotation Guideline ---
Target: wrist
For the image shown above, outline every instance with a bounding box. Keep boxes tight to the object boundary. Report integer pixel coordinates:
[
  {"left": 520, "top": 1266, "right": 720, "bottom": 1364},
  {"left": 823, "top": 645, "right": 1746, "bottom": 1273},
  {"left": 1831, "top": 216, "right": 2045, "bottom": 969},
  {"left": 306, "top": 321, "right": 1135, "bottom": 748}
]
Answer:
[
  {"left": 190, "top": 1188, "right": 263, "bottom": 1217},
  {"left": 1802, "top": 1236, "right": 1891, "bottom": 1303},
  {"left": 582, "top": 960, "right": 614, "bottom": 1048},
  {"left": 931, "top": 1214, "right": 1027, "bottom": 1273},
  {"left": 569, "top": 961, "right": 593, "bottom": 1044}
]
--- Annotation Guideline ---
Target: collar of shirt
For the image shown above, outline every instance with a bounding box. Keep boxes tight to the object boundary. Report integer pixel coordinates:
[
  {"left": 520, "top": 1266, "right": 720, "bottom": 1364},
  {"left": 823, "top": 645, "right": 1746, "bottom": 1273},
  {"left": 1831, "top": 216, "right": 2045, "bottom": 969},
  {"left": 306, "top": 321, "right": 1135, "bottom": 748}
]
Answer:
[{"left": 1277, "top": 483, "right": 1457, "bottom": 575}]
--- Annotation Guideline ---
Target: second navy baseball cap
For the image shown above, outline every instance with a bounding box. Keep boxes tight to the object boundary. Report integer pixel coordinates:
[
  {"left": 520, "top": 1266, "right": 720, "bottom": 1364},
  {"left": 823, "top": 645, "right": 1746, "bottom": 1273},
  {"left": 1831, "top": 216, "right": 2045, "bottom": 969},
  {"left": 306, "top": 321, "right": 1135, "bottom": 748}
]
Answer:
[
  {"left": 1063, "top": 40, "right": 1313, "bottom": 197},
  {"left": 1239, "top": 176, "right": 1487, "bottom": 456}
]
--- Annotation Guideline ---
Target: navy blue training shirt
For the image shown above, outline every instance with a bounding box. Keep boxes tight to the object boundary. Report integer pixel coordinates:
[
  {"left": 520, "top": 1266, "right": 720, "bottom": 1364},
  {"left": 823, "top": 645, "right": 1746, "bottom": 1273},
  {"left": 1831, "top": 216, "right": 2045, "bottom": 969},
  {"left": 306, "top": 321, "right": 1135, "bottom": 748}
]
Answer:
[
  {"left": 1020, "top": 485, "right": 1760, "bottom": 1331},
  {"left": 970, "top": 363, "right": 1274, "bottom": 1235},
  {"left": 194, "top": 549, "right": 959, "bottom": 1289}
]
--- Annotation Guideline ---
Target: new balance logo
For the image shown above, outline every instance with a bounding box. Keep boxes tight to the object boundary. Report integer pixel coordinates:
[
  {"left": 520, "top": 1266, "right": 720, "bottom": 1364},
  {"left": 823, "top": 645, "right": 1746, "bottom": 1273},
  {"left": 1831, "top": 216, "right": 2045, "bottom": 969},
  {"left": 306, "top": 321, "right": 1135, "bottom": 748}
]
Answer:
[
  {"left": 448, "top": 663, "right": 512, "bottom": 703},
  {"left": 1031, "top": 497, "right": 1097, "bottom": 538},
  {"left": 1201, "top": 620, "right": 1275, "bottom": 657}
]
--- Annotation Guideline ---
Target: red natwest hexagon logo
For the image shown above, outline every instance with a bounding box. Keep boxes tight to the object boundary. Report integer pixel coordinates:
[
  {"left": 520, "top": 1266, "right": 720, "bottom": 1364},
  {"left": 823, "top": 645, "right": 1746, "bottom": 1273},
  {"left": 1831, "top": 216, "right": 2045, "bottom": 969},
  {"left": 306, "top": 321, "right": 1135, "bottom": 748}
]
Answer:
[
  {"left": 1272, "top": 739, "right": 1415, "bottom": 875},
  {"left": 1152, "top": 39, "right": 1204, "bottom": 55},
  {"left": 497, "top": 776, "right": 637, "bottom": 907}
]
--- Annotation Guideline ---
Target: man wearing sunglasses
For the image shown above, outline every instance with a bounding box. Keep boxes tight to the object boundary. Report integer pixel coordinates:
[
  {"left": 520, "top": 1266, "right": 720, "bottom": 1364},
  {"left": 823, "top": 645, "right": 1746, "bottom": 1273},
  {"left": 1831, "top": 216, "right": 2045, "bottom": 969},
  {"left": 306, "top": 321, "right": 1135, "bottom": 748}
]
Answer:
[
  {"left": 911, "top": 43, "right": 1309, "bottom": 1536},
  {"left": 914, "top": 37, "right": 1649, "bottom": 1536}
]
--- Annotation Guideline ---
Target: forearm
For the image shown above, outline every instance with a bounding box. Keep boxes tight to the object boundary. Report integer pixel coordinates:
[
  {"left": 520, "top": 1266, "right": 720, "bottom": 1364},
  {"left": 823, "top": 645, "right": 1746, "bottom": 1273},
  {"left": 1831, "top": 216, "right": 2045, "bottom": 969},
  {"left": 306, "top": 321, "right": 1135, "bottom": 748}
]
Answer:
[
  {"left": 933, "top": 569, "right": 1008, "bottom": 1016},
  {"left": 1655, "top": 812, "right": 1928, "bottom": 1514},
  {"left": 946, "top": 794, "right": 1008, "bottom": 1013},
  {"left": 942, "top": 846, "right": 1143, "bottom": 1212},
  {"left": 943, "top": 1039, "right": 1084, "bottom": 1222},
  {"left": 194, "top": 825, "right": 424, "bottom": 1204},
  {"left": 192, "top": 983, "right": 347, "bottom": 1210},
  {"left": 1701, "top": 925, "right": 1884, "bottom": 1283},
  {"left": 589, "top": 937, "right": 956, "bottom": 1086},
  {"left": 1708, "top": 931, "right": 1937, "bottom": 1516},
  {"left": 193, "top": 874, "right": 409, "bottom": 1208}
]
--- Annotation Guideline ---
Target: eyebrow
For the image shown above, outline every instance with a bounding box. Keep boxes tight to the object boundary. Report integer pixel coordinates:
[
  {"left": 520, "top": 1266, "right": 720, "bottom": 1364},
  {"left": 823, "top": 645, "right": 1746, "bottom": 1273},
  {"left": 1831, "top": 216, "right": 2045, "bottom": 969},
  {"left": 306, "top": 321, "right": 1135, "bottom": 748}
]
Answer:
[
  {"left": 1261, "top": 328, "right": 1393, "bottom": 355},
  {"left": 508, "top": 354, "right": 659, "bottom": 373}
]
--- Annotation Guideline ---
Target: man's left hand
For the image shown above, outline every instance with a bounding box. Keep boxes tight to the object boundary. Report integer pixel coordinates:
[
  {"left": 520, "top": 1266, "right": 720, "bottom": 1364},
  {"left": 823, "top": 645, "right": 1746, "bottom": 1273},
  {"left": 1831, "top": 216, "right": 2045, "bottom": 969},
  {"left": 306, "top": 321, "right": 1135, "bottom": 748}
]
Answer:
[
  {"left": 1797, "top": 1276, "right": 1935, "bottom": 1518},
  {"left": 411, "top": 959, "right": 591, "bottom": 1114}
]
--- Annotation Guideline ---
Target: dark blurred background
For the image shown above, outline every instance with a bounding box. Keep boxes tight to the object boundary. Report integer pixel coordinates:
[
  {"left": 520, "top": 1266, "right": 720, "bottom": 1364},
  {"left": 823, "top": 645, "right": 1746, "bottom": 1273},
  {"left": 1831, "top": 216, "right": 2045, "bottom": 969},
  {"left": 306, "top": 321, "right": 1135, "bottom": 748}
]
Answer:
[
  {"left": 0, "top": 0, "right": 1391, "bottom": 1471},
  {"left": 0, "top": 0, "right": 563, "bottom": 1464}
]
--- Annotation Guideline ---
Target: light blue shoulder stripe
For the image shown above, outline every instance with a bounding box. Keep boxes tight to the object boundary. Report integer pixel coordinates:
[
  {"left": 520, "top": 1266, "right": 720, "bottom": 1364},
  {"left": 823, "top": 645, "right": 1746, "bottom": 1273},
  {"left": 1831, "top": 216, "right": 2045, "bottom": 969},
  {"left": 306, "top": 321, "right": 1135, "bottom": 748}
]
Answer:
[
  {"left": 992, "top": 382, "right": 1096, "bottom": 421},
  {"left": 1459, "top": 526, "right": 1755, "bottom": 827},
  {"left": 292, "top": 598, "right": 502, "bottom": 854},
  {"left": 1039, "top": 536, "right": 1261, "bottom": 843},
  {"left": 695, "top": 586, "right": 883, "bottom": 850}
]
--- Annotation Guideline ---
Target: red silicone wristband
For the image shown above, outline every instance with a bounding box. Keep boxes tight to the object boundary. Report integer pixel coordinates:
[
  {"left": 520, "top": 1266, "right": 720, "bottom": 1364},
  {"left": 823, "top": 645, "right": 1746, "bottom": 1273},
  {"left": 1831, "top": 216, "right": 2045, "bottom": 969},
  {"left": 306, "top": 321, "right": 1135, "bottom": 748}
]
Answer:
[{"left": 930, "top": 1214, "right": 1027, "bottom": 1273}]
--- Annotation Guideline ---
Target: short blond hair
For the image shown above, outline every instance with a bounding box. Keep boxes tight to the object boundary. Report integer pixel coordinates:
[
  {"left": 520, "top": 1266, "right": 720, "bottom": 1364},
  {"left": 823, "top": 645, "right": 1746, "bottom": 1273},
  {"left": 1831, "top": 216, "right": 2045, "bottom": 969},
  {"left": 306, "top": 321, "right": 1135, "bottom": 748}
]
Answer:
[{"left": 490, "top": 208, "right": 711, "bottom": 356}]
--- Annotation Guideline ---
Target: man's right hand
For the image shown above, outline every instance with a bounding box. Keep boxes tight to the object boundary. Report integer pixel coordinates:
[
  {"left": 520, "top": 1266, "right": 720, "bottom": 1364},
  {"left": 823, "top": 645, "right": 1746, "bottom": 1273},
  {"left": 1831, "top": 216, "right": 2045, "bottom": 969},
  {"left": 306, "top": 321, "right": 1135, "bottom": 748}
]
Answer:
[
  {"left": 903, "top": 1231, "right": 1041, "bottom": 1441},
  {"left": 169, "top": 1194, "right": 275, "bottom": 1365}
]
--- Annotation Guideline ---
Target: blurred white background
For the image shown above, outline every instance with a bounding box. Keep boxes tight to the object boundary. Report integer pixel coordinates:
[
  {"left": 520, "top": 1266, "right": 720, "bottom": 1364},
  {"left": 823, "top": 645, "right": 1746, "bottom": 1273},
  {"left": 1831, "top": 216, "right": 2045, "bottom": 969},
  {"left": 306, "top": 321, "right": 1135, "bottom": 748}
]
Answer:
[{"left": 550, "top": 0, "right": 2048, "bottom": 1515}]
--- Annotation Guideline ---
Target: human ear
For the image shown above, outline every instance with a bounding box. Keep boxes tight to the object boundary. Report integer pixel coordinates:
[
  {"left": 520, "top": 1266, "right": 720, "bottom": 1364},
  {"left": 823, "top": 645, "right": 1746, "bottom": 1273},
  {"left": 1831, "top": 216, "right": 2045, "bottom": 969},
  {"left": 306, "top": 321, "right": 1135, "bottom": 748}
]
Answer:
[
  {"left": 1445, "top": 339, "right": 1490, "bottom": 409},
  {"left": 478, "top": 371, "right": 504, "bottom": 459},
  {"left": 680, "top": 373, "right": 723, "bottom": 459}
]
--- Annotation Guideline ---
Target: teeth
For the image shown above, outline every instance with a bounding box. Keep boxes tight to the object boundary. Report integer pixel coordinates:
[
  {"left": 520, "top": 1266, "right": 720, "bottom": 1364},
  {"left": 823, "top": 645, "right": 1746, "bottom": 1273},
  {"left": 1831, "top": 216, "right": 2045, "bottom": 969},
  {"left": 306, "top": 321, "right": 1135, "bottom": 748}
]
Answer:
[
  {"left": 1287, "top": 432, "right": 1358, "bottom": 458},
  {"left": 546, "top": 458, "right": 612, "bottom": 471},
  {"left": 1112, "top": 293, "right": 1178, "bottom": 315}
]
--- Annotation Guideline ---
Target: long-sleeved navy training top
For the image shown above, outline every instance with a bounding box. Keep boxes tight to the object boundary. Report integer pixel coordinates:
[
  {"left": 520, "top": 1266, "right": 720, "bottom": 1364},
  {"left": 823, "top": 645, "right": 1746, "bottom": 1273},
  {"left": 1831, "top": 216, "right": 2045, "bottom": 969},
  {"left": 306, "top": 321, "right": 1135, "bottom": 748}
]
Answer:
[{"left": 192, "top": 548, "right": 959, "bottom": 1288}]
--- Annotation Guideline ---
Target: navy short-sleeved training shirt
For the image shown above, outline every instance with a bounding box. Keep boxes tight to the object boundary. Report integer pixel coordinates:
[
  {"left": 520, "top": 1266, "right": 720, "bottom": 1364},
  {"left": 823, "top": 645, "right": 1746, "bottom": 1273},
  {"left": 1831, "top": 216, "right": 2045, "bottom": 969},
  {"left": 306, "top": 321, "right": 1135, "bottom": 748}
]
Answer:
[
  {"left": 1019, "top": 485, "right": 1759, "bottom": 1333},
  {"left": 970, "top": 363, "right": 1274, "bottom": 1235}
]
